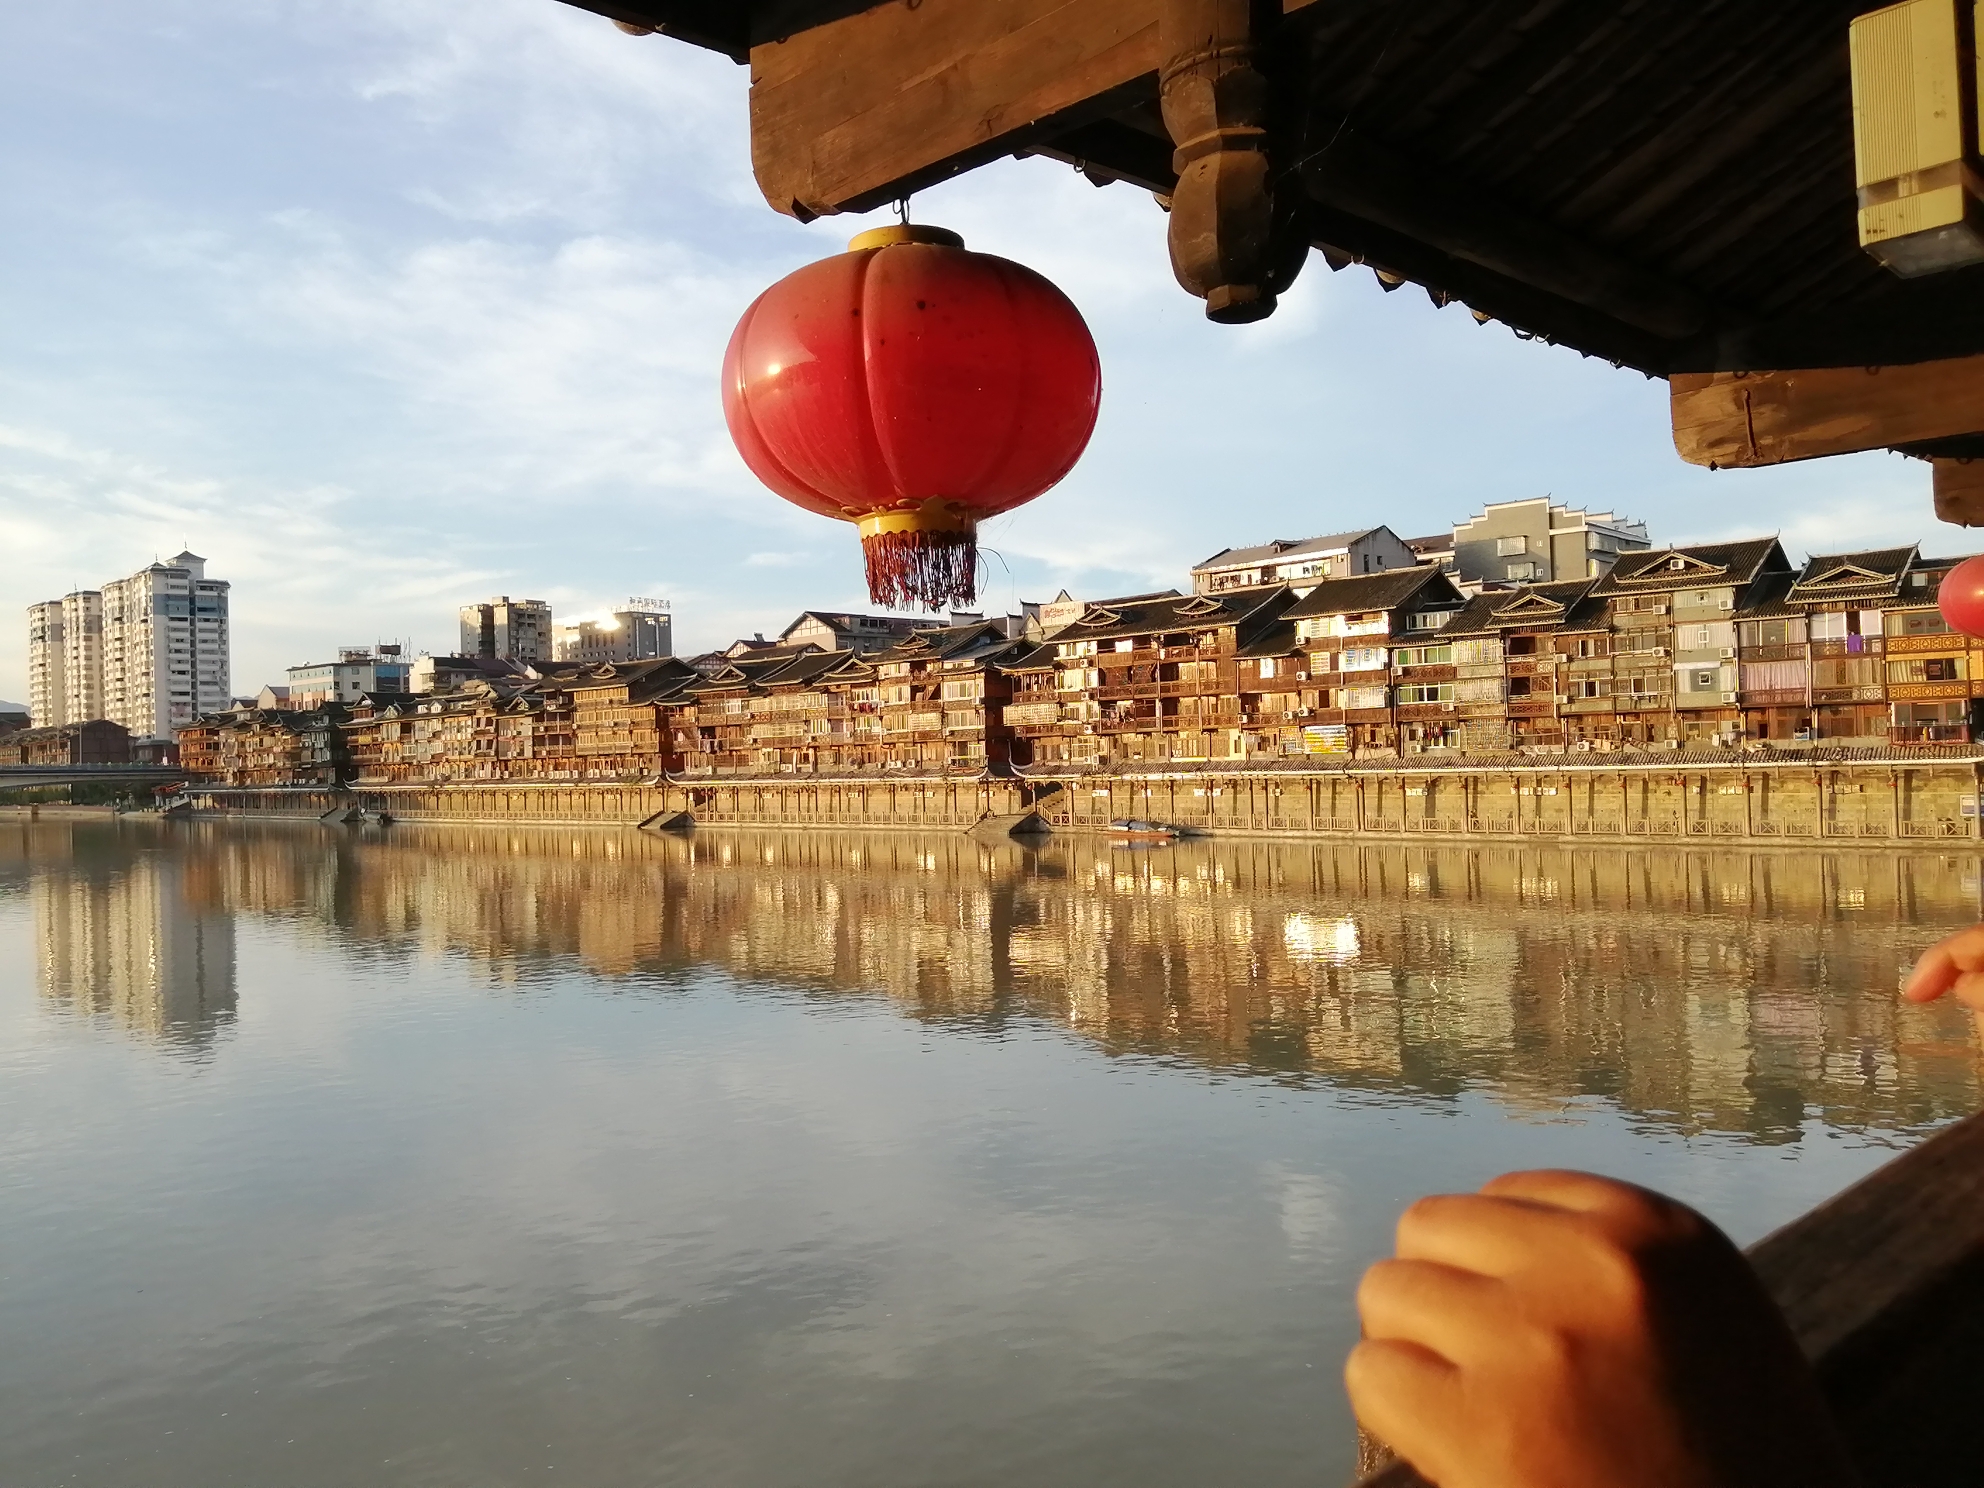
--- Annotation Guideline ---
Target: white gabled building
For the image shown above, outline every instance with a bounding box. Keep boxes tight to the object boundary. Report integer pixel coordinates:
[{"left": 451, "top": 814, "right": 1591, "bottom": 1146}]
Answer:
[{"left": 1191, "top": 527, "right": 1419, "bottom": 595}]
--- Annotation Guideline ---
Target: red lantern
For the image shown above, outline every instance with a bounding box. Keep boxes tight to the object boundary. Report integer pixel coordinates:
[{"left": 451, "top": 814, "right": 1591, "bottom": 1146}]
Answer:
[
  {"left": 1939, "top": 554, "right": 1984, "bottom": 636},
  {"left": 722, "top": 224, "right": 1101, "bottom": 611}
]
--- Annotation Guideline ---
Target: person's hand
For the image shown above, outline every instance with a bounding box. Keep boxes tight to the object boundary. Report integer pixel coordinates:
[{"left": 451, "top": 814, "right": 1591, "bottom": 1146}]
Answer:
[
  {"left": 1902, "top": 924, "right": 1984, "bottom": 1040},
  {"left": 1345, "top": 1170, "right": 1858, "bottom": 1488}
]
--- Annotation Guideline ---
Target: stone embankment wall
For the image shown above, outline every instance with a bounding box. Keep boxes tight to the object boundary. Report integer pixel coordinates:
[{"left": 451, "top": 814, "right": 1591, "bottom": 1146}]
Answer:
[
  {"left": 1033, "top": 760, "right": 1984, "bottom": 844},
  {"left": 180, "top": 756, "right": 1984, "bottom": 845}
]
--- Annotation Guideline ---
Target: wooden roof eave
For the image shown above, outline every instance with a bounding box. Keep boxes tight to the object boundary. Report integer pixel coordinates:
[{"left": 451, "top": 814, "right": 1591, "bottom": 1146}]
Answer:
[{"left": 564, "top": 0, "right": 1984, "bottom": 482}]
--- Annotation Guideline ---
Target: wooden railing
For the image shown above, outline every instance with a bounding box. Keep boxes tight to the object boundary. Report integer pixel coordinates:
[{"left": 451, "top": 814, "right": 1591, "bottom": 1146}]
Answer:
[{"left": 1353, "top": 1111, "right": 1984, "bottom": 1488}]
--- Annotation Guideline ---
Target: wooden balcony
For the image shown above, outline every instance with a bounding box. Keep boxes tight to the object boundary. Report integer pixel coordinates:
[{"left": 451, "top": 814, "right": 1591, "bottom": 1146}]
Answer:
[
  {"left": 1507, "top": 698, "right": 1560, "bottom": 717},
  {"left": 1879, "top": 633, "right": 1948, "bottom": 654},
  {"left": 1093, "top": 680, "right": 1161, "bottom": 701},
  {"left": 1742, "top": 688, "right": 1808, "bottom": 706},
  {"left": 1888, "top": 681, "right": 1970, "bottom": 701},
  {"left": 1394, "top": 664, "right": 1457, "bottom": 683}
]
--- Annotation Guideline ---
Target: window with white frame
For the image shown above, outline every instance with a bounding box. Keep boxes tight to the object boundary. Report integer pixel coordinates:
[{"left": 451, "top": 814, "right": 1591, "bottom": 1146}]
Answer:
[
  {"left": 1496, "top": 535, "right": 1528, "bottom": 556},
  {"left": 1505, "top": 561, "right": 1541, "bottom": 581}
]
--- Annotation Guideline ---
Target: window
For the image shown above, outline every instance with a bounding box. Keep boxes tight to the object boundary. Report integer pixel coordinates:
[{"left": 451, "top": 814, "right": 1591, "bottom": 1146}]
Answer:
[
  {"left": 1894, "top": 700, "right": 1968, "bottom": 725},
  {"left": 1740, "top": 619, "right": 1800, "bottom": 647},
  {"left": 1405, "top": 609, "right": 1454, "bottom": 631},
  {"left": 1691, "top": 669, "right": 1717, "bottom": 690},
  {"left": 1396, "top": 683, "right": 1455, "bottom": 704},
  {"left": 1394, "top": 645, "right": 1453, "bottom": 667},
  {"left": 1340, "top": 647, "right": 1388, "bottom": 672},
  {"left": 1505, "top": 561, "right": 1541, "bottom": 581},
  {"left": 1495, "top": 535, "right": 1528, "bottom": 556},
  {"left": 1888, "top": 656, "right": 1966, "bottom": 683},
  {"left": 1257, "top": 657, "right": 1276, "bottom": 679},
  {"left": 1810, "top": 612, "right": 1848, "bottom": 641},
  {"left": 1889, "top": 609, "right": 1952, "bottom": 637},
  {"left": 1574, "top": 677, "right": 1610, "bottom": 698}
]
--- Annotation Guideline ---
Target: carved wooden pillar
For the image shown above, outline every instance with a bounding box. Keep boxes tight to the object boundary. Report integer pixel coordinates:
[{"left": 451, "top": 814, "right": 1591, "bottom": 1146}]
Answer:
[{"left": 1158, "top": 0, "right": 1303, "bottom": 322}]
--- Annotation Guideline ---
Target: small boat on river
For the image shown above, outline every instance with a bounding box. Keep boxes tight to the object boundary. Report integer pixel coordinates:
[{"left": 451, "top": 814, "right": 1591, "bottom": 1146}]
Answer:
[{"left": 1107, "top": 819, "right": 1180, "bottom": 841}]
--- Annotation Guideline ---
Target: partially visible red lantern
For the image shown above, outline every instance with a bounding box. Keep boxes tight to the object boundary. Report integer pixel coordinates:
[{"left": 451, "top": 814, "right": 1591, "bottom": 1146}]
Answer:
[
  {"left": 722, "top": 224, "right": 1101, "bottom": 611},
  {"left": 1939, "top": 554, "right": 1984, "bottom": 636}
]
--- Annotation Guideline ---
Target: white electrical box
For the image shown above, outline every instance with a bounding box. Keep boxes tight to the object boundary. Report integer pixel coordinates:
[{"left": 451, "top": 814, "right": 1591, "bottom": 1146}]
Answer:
[{"left": 1850, "top": 0, "right": 1984, "bottom": 274}]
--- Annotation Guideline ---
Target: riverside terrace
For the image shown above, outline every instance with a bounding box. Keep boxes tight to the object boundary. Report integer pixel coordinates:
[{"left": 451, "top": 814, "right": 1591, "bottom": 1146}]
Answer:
[{"left": 174, "top": 538, "right": 1984, "bottom": 801}]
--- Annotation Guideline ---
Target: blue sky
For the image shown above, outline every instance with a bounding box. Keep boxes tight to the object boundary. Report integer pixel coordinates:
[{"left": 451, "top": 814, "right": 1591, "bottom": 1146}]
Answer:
[{"left": 0, "top": 0, "right": 1943, "bottom": 699}]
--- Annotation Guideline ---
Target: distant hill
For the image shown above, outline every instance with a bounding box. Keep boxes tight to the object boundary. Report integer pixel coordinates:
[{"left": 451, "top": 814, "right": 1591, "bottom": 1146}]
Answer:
[{"left": 0, "top": 700, "right": 25, "bottom": 712}]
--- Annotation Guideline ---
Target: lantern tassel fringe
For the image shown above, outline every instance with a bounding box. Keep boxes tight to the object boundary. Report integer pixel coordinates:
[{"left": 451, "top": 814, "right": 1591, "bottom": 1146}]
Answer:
[{"left": 862, "top": 527, "right": 979, "bottom": 611}]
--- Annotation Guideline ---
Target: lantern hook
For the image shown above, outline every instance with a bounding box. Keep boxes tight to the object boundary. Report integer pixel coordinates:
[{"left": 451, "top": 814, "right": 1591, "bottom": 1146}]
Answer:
[{"left": 894, "top": 196, "right": 911, "bottom": 226}]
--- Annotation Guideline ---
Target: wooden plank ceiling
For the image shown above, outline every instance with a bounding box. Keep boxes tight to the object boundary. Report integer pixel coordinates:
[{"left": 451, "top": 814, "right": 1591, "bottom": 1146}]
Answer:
[{"left": 557, "top": 0, "right": 1984, "bottom": 382}]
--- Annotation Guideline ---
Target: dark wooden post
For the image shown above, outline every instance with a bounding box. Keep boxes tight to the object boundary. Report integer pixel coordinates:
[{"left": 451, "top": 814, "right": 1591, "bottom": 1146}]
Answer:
[{"left": 1158, "top": 0, "right": 1301, "bottom": 322}]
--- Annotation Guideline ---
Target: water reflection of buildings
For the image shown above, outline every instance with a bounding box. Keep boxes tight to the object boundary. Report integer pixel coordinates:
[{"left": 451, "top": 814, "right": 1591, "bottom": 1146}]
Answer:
[
  {"left": 17, "top": 820, "right": 1982, "bottom": 1137},
  {"left": 12, "top": 825, "right": 238, "bottom": 1045}
]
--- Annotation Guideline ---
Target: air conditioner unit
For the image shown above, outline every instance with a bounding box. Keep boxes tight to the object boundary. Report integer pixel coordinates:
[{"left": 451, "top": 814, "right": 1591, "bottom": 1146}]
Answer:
[
  {"left": 1650, "top": 604, "right": 1669, "bottom": 615},
  {"left": 1721, "top": 692, "right": 1739, "bottom": 704},
  {"left": 1718, "top": 647, "right": 1736, "bottom": 659},
  {"left": 1654, "top": 647, "right": 1671, "bottom": 658}
]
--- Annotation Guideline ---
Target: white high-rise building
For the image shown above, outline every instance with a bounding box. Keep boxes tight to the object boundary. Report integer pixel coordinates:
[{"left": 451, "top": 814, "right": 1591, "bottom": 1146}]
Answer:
[
  {"left": 28, "top": 600, "right": 66, "bottom": 727},
  {"left": 27, "top": 552, "right": 230, "bottom": 740},
  {"left": 27, "top": 591, "right": 107, "bottom": 727}
]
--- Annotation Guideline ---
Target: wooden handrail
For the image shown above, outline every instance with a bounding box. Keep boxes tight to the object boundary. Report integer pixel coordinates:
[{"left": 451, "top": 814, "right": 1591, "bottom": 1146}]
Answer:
[{"left": 1352, "top": 1108, "right": 1984, "bottom": 1488}]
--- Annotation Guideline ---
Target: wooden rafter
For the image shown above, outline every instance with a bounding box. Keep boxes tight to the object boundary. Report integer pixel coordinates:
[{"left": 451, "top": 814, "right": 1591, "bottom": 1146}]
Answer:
[{"left": 1671, "top": 355, "right": 1984, "bottom": 469}]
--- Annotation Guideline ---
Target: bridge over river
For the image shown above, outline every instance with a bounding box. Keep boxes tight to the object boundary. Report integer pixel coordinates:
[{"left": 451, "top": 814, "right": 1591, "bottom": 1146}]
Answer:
[{"left": 0, "top": 764, "right": 189, "bottom": 792}]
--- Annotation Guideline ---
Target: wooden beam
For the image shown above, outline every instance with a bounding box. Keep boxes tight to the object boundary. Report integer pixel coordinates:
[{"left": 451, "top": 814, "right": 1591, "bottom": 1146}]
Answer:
[
  {"left": 748, "top": 0, "right": 1161, "bottom": 219},
  {"left": 1671, "top": 353, "right": 1984, "bottom": 467},
  {"left": 1933, "top": 457, "right": 1984, "bottom": 525}
]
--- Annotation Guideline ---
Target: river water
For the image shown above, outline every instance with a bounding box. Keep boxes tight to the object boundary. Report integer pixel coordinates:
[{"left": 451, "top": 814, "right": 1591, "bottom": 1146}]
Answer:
[{"left": 3, "top": 817, "right": 1979, "bottom": 1488}]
